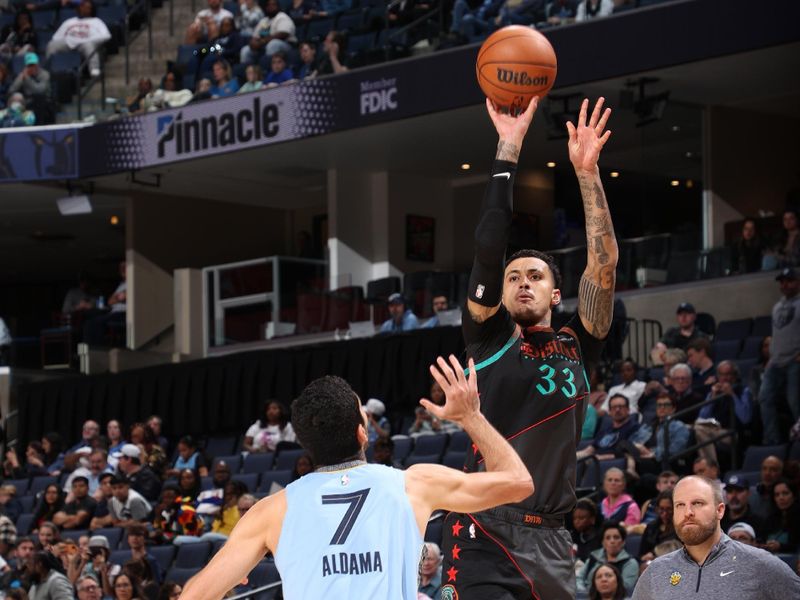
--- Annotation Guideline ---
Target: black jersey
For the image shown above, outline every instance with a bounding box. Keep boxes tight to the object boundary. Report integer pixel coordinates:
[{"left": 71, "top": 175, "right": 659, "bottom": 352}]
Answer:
[{"left": 463, "top": 305, "right": 603, "bottom": 517}]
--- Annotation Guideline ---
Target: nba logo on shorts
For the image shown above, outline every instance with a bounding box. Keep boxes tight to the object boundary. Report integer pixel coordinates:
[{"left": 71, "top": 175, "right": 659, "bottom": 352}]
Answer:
[{"left": 475, "top": 285, "right": 485, "bottom": 299}]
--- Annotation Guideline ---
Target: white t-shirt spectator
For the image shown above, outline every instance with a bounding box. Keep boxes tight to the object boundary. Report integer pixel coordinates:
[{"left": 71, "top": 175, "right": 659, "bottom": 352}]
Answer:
[
  {"left": 575, "top": 0, "right": 614, "bottom": 21},
  {"left": 110, "top": 282, "right": 126, "bottom": 313},
  {"left": 195, "top": 7, "right": 234, "bottom": 27},
  {"left": 602, "top": 380, "right": 647, "bottom": 414},
  {"left": 237, "top": 2, "right": 264, "bottom": 37},
  {"left": 245, "top": 421, "right": 296, "bottom": 452},
  {"left": 252, "top": 12, "right": 296, "bottom": 44},
  {"left": 109, "top": 489, "right": 152, "bottom": 522},
  {"left": 51, "top": 16, "right": 111, "bottom": 49}
]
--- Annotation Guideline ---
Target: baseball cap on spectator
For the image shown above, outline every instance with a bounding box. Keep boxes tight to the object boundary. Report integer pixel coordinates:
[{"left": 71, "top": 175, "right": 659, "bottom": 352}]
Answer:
[
  {"left": 727, "top": 522, "right": 756, "bottom": 539},
  {"left": 724, "top": 473, "right": 749, "bottom": 490},
  {"left": 120, "top": 444, "right": 141, "bottom": 459},
  {"left": 776, "top": 267, "right": 797, "bottom": 281},
  {"left": 88, "top": 535, "right": 109, "bottom": 550},
  {"left": 676, "top": 302, "right": 695, "bottom": 314},
  {"left": 0, "top": 517, "right": 17, "bottom": 547},
  {"left": 387, "top": 293, "right": 404, "bottom": 305},
  {"left": 24, "top": 52, "right": 38, "bottom": 66},
  {"left": 365, "top": 398, "right": 386, "bottom": 417}
]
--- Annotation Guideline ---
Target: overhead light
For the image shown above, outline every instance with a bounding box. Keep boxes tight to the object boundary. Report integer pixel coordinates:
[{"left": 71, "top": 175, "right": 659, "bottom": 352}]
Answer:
[
  {"left": 686, "top": 179, "right": 694, "bottom": 189},
  {"left": 110, "top": 215, "right": 120, "bottom": 226},
  {"left": 670, "top": 180, "right": 680, "bottom": 187},
  {"left": 610, "top": 171, "right": 620, "bottom": 178},
  {"left": 56, "top": 195, "right": 92, "bottom": 215},
  {"left": 460, "top": 163, "right": 470, "bottom": 171},
  {"left": 672, "top": 125, "right": 681, "bottom": 132},
  {"left": 546, "top": 162, "right": 556, "bottom": 168},
  {"left": 685, "top": 151, "right": 693, "bottom": 158}
]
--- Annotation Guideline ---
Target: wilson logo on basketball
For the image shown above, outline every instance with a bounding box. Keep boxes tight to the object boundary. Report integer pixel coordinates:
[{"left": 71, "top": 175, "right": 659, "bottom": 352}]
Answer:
[{"left": 495, "top": 69, "right": 549, "bottom": 87}]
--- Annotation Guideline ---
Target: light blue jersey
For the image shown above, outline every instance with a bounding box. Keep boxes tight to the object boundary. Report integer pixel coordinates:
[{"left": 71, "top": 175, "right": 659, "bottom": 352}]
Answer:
[{"left": 274, "top": 463, "right": 424, "bottom": 599}]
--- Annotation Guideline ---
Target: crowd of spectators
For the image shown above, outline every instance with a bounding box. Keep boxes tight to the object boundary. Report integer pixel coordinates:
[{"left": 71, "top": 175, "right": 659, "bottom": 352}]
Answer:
[{"left": 730, "top": 209, "right": 800, "bottom": 273}]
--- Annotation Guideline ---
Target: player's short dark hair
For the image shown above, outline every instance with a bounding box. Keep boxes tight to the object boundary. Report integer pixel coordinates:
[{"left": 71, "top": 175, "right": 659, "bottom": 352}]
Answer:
[
  {"left": 291, "top": 376, "right": 364, "bottom": 467},
  {"left": 686, "top": 337, "right": 712, "bottom": 358},
  {"left": 505, "top": 249, "right": 562, "bottom": 289},
  {"left": 600, "top": 521, "right": 627, "bottom": 541}
]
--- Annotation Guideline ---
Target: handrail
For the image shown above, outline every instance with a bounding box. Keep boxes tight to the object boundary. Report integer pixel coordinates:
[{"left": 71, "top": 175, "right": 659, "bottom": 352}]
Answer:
[
  {"left": 125, "top": 0, "right": 153, "bottom": 85},
  {"left": 76, "top": 46, "right": 107, "bottom": 121},
  {"left": 225, "top": 581, "right": 282, "bottom": 600},
  {"left": 386, "top": 3, "right": 444, "bottom": 43},
  {"left": 576, "top": 454, "right": 601, "bottom": 499}
]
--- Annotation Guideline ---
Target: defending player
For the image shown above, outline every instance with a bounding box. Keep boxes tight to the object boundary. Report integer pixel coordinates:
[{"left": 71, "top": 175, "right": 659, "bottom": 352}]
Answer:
[
  {"left": 439, "top": 96, "right": 618, "bottom": 599},
  {"left": 180, "top": 355, "right": 533, "bottom": 600}
]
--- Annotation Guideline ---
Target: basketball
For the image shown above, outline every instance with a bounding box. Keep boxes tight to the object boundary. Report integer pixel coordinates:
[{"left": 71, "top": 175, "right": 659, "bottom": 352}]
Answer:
[{"left": 476, "top": 25, "right": 557, "bottom": 112}]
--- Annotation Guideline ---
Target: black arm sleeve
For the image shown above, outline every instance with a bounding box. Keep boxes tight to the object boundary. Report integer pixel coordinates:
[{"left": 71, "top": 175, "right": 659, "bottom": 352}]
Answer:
[{"left": 467, "top": 159, "right": 517, "bottom": 308}]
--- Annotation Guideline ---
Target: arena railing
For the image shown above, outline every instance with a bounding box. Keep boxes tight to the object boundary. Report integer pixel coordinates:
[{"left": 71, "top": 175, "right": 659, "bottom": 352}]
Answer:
[
  {"left": 226, "top": 581, "right": 282, "bottom": 600},
  {"left": 622, "top": 318, "right": 662, "bottom": 369},
  {"left": 662, "top": 396, "right": 739, "bottom": 471}
]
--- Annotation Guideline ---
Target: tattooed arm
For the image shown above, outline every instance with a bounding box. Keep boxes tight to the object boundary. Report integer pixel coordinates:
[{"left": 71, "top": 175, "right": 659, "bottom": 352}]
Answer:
[{"left": 567, "top": 98, "right": 618, "bottom": 339}]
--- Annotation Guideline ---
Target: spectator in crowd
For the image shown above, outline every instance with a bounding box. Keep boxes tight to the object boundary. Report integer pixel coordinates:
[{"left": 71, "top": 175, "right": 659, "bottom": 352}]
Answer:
[
  {"left": 236, "top": 0, "right": 264, "bottom": 37},
  {"left": 64, "top": 449, "right": 111, "bottom": 495},
  {"left": 243, "top": 399, "right": 296, "bottom": 453},
  {"left": 575, "top": 0, "right": 613, "bottom": 21},
  {"left": 370, "top": 437, "right": 402, "bottom": 468},
  {"left": 421, "top": 294, "right": 453, "bottom": 329},
  {"left": 497, "top": 0, "right": 548, "bottom": 27},
  {"left": 46, "top": 0, "right": 110, "bottom": 77},
  {"left": 0, "top": 92, "right": 35, "bottom": 127},
  {"left": 176, "top": 469, "right": 201, "bottom": 503},
  {"left": 125, "top": 78, "right": 152, "bottom": 114},
  {"left": 106, "top": 419, "right": 126, "bottom": 459},
  {"left": 237, "top": 494, "right": 256, "bottom": 517},
  {"left": 638, "top": 470, "right": 678, "bottom": 525},
  {"left": 599, "top": 467, "right": 641, "bottom": 526},
  {"left": 774, "top": 209, "right": 800, "bottom": 267},
  {"left": 0, "top": 63, "right": 10, "bottom": 109},
  {"left": 210, "top": 461, "right": 232, "bottom": 490},
  {"left": 145, "top": 416, "right": 169, "bottom": 453},
  {"left": 731, "top": 217, "right": 766, "bottom": 274},
  {"left": 0, "top": 515, "right": 16, "bottom": 561},
  {"left": 157, "top": 582, "right": 182, "bottom": 600},
  {"left": 263, "top": 51, "right": 293, "bottom": 86},
  {"left": 578, "top": 394, "right": 640, "bottom": 461},
  {"left": 418, "top": 542, "right": 442, "bottom": 599},
  {"left": 28, "top": 551, "right": 73, "bottom": 600},
  {"left": 380, "top": 292, "right": 419, "bottom": 333},
  {"left": 288, "top": 0, "right": 317, "bottom": 22},
  {"left": 545, "top": 0, "right": 578, "bottom": 25},
  {"left": 577, "top": 522, "right": 639, "bottom": 595},
  {"left": 42, "top": 432, "right": 65, "bottom": 474},
  {"left": 88, "top": 472, "right": 114, "bottom": 529},
  {"left": 643, "top": 348, "right": 687, "bottom": 406},
  {"left": 66, "top": 535, "right": 110, "bottom": 587},
  {"left": 212, "top": 17, "right": 244, "bottom": 64},
  {"left": 179, "top": 481, "right": 248, "bottom": 546},
  {"left": 149, "top": 485, "right": 180, "bottom": 544},
  {"left": 315, "top": 0, "right": 350, "bottom": 16},
  {"left": 116, "top": 445, "right": 161, "bottom": 504},
  {"left": 588, "top": 563, "right": 626, "bottom": 600},
  {"left": 0, "top": 315, "right": 10, "bottom": 364},
  {"left": 185, "top": 0, "right": 234, "bottom": 44},
  {"left": 237, "top": 64, "right": 263, "bottom": 93},
  {"left": 410, "top": 378, "right": 462, "bottom": 435},
  {"left": 291, "top": 453, "right": 313, "bottom": 481},
  {"left": 667, "top": 363, "right": 704, "bottom": 423},
  {"left": 449, "top": 0, "right": 504, "bottom": 40},
  {"left": 694, "top": 360, "right": 753, "bottom": 464},
  {"left": 209, "top": 59, "right": 239, "bottom": 97},
  {"left": 639, "top": 490, "right": 677, "bottom": 562},
  {"left": 759, "top": 267, "right": 800, "bottom": 444},
  {"left": 686, "top": 337, "right": 716, "bottom": 396},
  {"left": 83, "top": 261, "right": 126, "bottom": 347},
  {"left": 192, "top": 77, "right": 213, "bottom": 102},
  {"left": 0, "top": 535, "right": 35, "bottom": 591},
  {"left": 76, "top": 574, "right": 104, "bottom": 600},
  {"left": 363, "top": 398, "right": 390, "bottom": 442},
  {"left": 139, "top": 429, "right": 169, "bottom": 484},
  {"left": 109, "top": 572, "right": 142, "bottom": 600},
  {"left": 750, "top": 335, "right": 772, "bottom": 400},
  {"left": 650, "top": 303, "right": 708, "bottom": 364},
  {"left": 0, "top": 484, "right": 23, "bottom": 523},
  {"left": 295, "top": 41, "right": 318, "bottom": 79},
  {"left": 32, "top": 485, "right": 64, "bottom": 532},
  {"left": 727, "top": 521, "right": 757, "bottom": 546},
  {"left": 61, "top": 273, "right": 95, "bottom": 316},
  {"left": 0, "top": 10, "right": 37, "bottom": 60},
  {"left": 570, "top": 498, "right": 603, "bottom": 563},
  {"left": 109, "top": 475, "right": 151, "bottom": 529},
  {"left": 165, "top": 436, "right": 207, "bottom": 479},
  {"left": 8, "top": 52, "right": 49, "bottom": 111},
  {"left": 66, "top": 420, "right": 100, "bottom": 454},
  {"left": 36, "top": 522, "right": 60, "bottom": 550},
  {"left": 601, "top": 359, "right": 646, "bottom": 415},
  {"left": 763, "top": 478, "right": 800, "bottom": 553},
  {"left": 53, "top": 476, "right": 96, "bottom": 530},
  {"left": 121, "top": 559, "right": 158, "bottom": 600},
  {"left": 630, "top": 394, "right": 690, "bottom": 478},
  {"left": 719, "top": 474, "right": 764, "bottom": 541},
  {"left": 3, "top": 441, "right": 48, "bottom": 479},
  {"left": 241, "top": 0, "right": 296, "bottom": 65},
  {"left": 692, "top": 457, "right": 720, "bottom": 484},
  {"left": 152, "top": 492, "right": 203, "bottom": 543},
  {"left": 124, "top": 525, "right": 162, "bottom": 583},
  {"left": 315, "top": 30, "right": 348, "bottom": 75}
]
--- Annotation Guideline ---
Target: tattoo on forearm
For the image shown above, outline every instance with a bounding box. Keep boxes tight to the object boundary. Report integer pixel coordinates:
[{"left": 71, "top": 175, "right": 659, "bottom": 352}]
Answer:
[
  {"left": 579, "top": 274, "right": 614, "bottom": 336},
  {"left": 593, "top": 182, "right": 607, "bottom": 209},
  {"left": 593, "top": 235, "right": 610, "bottom": 265},
  {"left": 496, "top": 141, "right": 520, "bottom": 163}
]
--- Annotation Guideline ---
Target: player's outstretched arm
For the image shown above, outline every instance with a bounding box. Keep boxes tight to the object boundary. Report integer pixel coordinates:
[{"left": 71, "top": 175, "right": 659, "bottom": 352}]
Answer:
[
  {"left": 567, "top": 97, "right": 619, "bottom": 339},
  {"left": 405, "top": 356, "right": 533, "bottom": 526},
  {"left": 180, "top": 493, "right": 285, "bottom": 600},
  {"left": 466, "top": 98, "right": 539, "bottom": 324}
]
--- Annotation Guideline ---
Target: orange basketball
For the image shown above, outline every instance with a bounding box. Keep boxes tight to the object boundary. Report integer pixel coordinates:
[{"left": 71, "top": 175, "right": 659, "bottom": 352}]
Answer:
[{"left": 476, "top": 26, "right": 557, "bottom": 112}]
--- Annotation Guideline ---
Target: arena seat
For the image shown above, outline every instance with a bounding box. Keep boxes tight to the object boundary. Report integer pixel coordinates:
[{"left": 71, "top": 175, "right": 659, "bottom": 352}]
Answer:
[
  {"left": 150, "top": 545, "right": 177, "bottom": 572},
  {"left": 404, "top": 454, "right": 440, "bottom": 467},
  {"left": 424, "top": 518, "right": 443, "bottom": 546},
  {"left": 212, "top": 454, "right": 242, "bottom": 472},
  {"left": 110, "top": 549, "right": 132, "bottom": 566},
  {"left": 200, "top": 476, "right": 214, "bottom": 491},
  {"left": 625, "top": 534, "right": 642, "bottom": 557},
  {"left": 733, "top": 358, "right": 757, "bottom": 380},
  {"left": 336, "top": 11, "right": 364, "bottom": 33},
  {"left": 29, "top": 475, "right": 58, "bottom": 496},
  {"left": 32, "top": 9, "right": 57, "bottom": 30},
  {"left": 211, "top": 538, "right": 226, "bottom": 556},
  {"left": 19, "top": 495, "right": 35, "bottom": 513},
  {"left": 92, "top": 527, "right": 123, "bottom": 549},
  {"left": 715, "top": 318, "right": 752, "bottom": 341},
  {"left": 410, "top": 434, "right": 448, "bottom": 459},
  {"left": 15, "top": 514, "right": 34, "bottom": 536},
  {"left": 305, "top": 17, "right": 335, "bottom": 42},
  {"left": 166, "top": 567, "right": 201, "bottom": 586},
  {"left": 442, "top": 451, "right": 466, "bottom": 469},
  {"left": 448, "top": 430, "right": 470, "bottom": 453},
  {"left": 274, "top": 449, "right": 305, "bottom": 471},
  {"left": 243, "top": 452, "right": 275, "bottom": 473},
  {"left": 247, "top": 559, "right": 281, "bottom": 588},
  {"left": 231, "top": 472, "right": 259, "bottom": 492},
  {"left": 578, "top": 458, "right": 625, "bottom": 489},
  {"left": 174, "top": 541, "right": 212, "bottom": 568},
  {"left": 205, "top": 435, "right": 238, "bottom": 458},
  {"left": 713, "top": 339, "right": 740, "bottom": 361},
  {"left": 4, "top": 478, "right": 30, "bottom": 495},
  {"left": 258, "top": 470, "right": 292, "bottom": 493},
  {"left": 739, "top": 335, "right": 763, "bottom": 360},
  {"left": 751, "top": 315, "right": 772, "bottom": 338},
  {"left": 61, "top": 529, "right": 90, "bottom": 543},
  {"left": 392, "top": 436, "right": 413, "bottom": 462},
  {"left": 695, "top": 312, "right": 716, "bottom": 337},
  {"left": 742, "top": 444, "right": 788, "bottom": 472}
]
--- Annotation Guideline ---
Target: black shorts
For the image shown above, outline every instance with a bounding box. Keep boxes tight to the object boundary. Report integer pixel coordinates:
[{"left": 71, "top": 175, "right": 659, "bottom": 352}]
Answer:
[{"left": 440, "top": 510, "right": 575, "bottom": 600}]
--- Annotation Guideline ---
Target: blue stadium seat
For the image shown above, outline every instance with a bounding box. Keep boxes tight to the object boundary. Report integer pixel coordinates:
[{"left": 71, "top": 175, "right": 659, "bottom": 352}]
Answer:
[
  {"left": 258, "top": 470, "right": 292, "bottom": 493},
  {"left": 336, "top": 11, "right": 363, "bottom": 32},
  {"left": 19, "top": 495, "right": 35, "bottom": 513},
  {"left": 166, "top": 567, "right": 200, "bottom": 586},
  {"left": 176, "top": 44, "right": 203, "bottom": 68},
  {"left": 231, "top": 473, "right": 259, "bottom": 493},
  {"left": 4, "top": 479, "right": 30, "bottom": 495},
  {"left": 410, "top": 434, "right": 448, "bottom": 458},
  {"left": 713, "top": 339, "right": 740, "bottom": 361},
  {"left": 346, "top": 31, "right": 376, "bottom": 59},
  {"left": 15, "top": 514, "right": 34, "bottom": 536},
  {"left": 751, "top": 315, "right": 771, "bottom": 338},
  {"left": 274, "top": 449, "right": 305, "bottom": 471},
  {"left": 97, "top": 5, "right": 126, "bottom": 26},
  {"left": 306, "top": 17, "right": 335, "bottom": 42},
  {"left": 211, "top": 538, "right": 226, "bottom": 556},
  {"left": 442, "top": 451, "right": 466, "bottom": 470},
  {"left": 205, "top": 435, "right": 238, "bottom": 458},
  {"left": 776, "top": 553, "right": 798, "bottom": 570},
  {"left": 92, "top": 527, "right": 123, "bottom": 549},
  {"left": 625, "top": 533, "right": 642, "bottom": 557},
  {"left": 742, "top": 445, "right": 788, "bottom": 472},
  {"left": 739, "top": 335, "right": 763, "bottom": 360},
  {"left": 32, "top": 10, "right": 57, "bottom": 30},
  {"left": 243, "top": 452, "right": 275, "bottom": 473},
  {"left": 223, "top": 1, "right": 240, "bottom": 16},
  {"left": 579, "top": 458, "right": 625, "bottom": 489},
  {"left": 212, "top": 454, "right": 242, "bottom": 472},
  {"left": 11, "top": 54, "right": 28, "bottom": 76},
  {"left": 392, "top": 437, "right": 413, "bottom": 461},
  {"left": 48, "top": 51, "right": 82, "bottom": 74},
  {"left": 109, "top": 549, "right": 132, "bottom": 566},
  {"left": 61, "top": 529, "right": 90, "bottom": 543},
  {"left": 150, "top": 545, "right": 177, "bottom": 572},
  {"left": 247, "top": 559, "right": 280, "bottom": 588},
  {"left": 448, "top": 431, "right": 470, "bottom": 453},
  {"left": 733, "top": 358, "right": 757, "bottom": 380},
  {"left": 29, "top": 476, "right": 58, "bottom": 496},
  {"left": 174, "top": 541, "right": 212, "bottom": 568},
  {"left": 715, "top": 318, "right": 751, "bottom": 341},
  {"left": 790, "top": 440, "right": 800, "bottom": 462},
  {"left": 404, "top": 454, "right": 440, "bottom": 467}
]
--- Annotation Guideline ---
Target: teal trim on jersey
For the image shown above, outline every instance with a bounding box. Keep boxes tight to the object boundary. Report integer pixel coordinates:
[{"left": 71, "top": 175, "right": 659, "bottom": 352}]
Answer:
[
  {"left": 464, "top": 330, "right": 521, "bottom": 375},
  {"left": 582, "top": 368, "right": 590, "bottom": 391}
]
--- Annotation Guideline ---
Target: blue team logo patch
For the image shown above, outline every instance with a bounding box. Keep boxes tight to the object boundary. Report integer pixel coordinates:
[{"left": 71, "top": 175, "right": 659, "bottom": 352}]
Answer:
[{"left": 441, "top": 584, "right": 459, "bottom": 599}]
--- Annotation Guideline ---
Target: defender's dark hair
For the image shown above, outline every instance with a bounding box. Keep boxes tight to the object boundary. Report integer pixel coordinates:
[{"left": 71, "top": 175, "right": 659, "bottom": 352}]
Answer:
[
  {"left": 505, "top": 249, "right": 562, "bottom": 289},
  {"left": 291, "top": 376, "right": 363, "bottom": 467}
]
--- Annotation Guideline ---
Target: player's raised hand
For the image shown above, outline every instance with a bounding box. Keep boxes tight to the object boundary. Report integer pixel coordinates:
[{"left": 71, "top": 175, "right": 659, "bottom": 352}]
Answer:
[
  {"left": 486, "top": 96, "right": 538, "bottom": 148},
  {"left": 566, "top": 97, "right": 612, "bottom": 174},
  {"left": 420, "top": 356, "right": 479, "bottom": 424}
]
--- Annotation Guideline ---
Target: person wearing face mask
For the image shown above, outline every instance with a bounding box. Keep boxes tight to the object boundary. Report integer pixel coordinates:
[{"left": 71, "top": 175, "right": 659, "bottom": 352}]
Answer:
[{"left": 0, "top": 92, "right": 35, "bottom": 128}]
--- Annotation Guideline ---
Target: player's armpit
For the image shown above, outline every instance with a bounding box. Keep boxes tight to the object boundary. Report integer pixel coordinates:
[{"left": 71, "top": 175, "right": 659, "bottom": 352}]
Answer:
[{"left": 180, "top": 493, "right": 284, "bottom": 600}]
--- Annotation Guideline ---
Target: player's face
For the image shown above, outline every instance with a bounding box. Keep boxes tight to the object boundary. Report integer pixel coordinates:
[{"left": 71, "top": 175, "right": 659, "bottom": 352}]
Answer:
[
  {"left": 502, "top": 257, "right": 560, "bottom": 327},
  {"left": 673, "top": 478, "right": 723, "bottom": 546}
]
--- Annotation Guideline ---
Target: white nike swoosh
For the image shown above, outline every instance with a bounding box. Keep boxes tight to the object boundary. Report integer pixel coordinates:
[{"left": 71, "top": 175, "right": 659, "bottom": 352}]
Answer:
[
  {"left": 720, "top": 570, "right": 734, "bottom": 577},
  {"left": 493, "top": 172, "right": 511, "bottom": 180}
]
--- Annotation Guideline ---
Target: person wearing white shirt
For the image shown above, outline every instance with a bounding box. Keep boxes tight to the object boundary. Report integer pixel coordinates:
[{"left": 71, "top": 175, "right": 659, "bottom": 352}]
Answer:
[
  {"left": 240, "top": 0, "right": 296, "bottom": 65},
  {"left": 186, "top": 0, "right": 234, "bottom": 43},
  {"left": 575, "top": 0, "right": 614, "bottom": 22},
  {"left": 600, "top": 359, "right": 646, "bottom": 414},
  {"left": 46, "top": 0, "right": 111, "bottom": 77},
  {"left": 0, "top": 316, "right": 10, "bottom": 366}
]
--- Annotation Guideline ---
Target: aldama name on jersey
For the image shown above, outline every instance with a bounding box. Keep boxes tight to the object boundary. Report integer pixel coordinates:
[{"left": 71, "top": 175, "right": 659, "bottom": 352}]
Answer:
[
  {"left": 322, "top": 551, "right": 383, "bottom": 577},
  {"left": 520, "top": 339, "right": 579, "bottom": 361}
]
